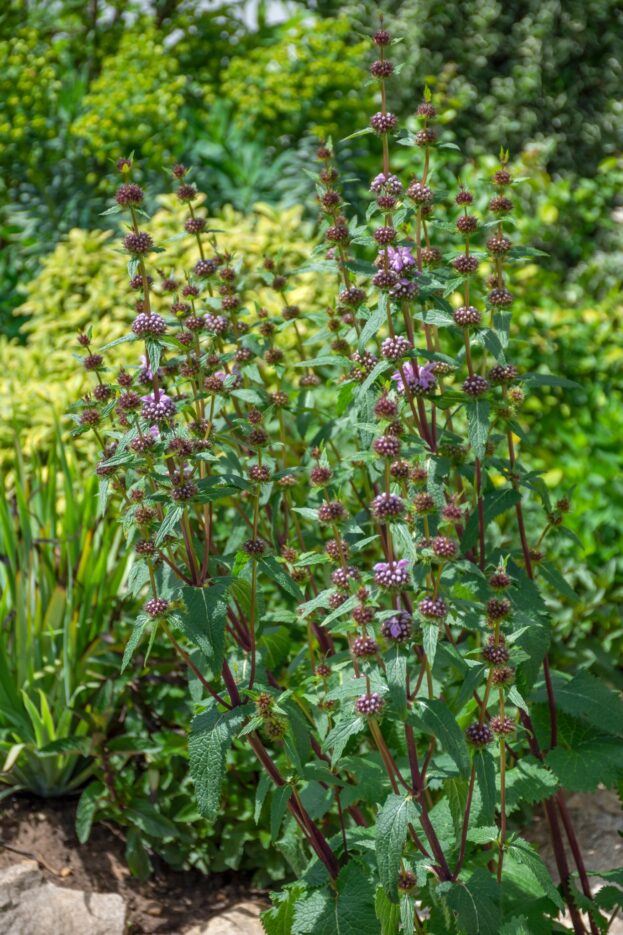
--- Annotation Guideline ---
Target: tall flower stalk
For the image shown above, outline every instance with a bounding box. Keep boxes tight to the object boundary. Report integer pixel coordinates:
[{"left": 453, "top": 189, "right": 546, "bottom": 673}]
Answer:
[{"left": 70, "top": 22, "right": 619, "bottom": 935}]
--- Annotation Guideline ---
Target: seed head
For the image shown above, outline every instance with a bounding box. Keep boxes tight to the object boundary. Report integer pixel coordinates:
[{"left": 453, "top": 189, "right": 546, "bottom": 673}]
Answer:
[
  {"left": 370, "top": 112, "right": 398, "bottom": 134},
  {"left": 145, "top": 597, "right": 169, "bottom": 618},
  {"left": 352, "top": 636, "right": 379, "bottom": 657},
  {"left": 456, "top": 214, "right": 478, "bottom": 234},
  {"left": 381, "top": 611, "right": 412, "bottom": 642},
  {"left": 373, "top": 559, "right": 411, "bottom": 590},
  {"left": 355, "top": 692, "right": 385, "bottom": 716},
  {"left": 371, "top": 492, "right": 405, "bottom": 520},
  {"left": 490, "top": 715, "right": 516, "bottom": 736},
  {"left": 466, "top": 722, "right": 493, "bottom": 746},
  {"left": 462, "top": 375, "right": 489, "bottom": 397},
  {"left": 419, "top": 596, "right": 448, "bottom": 619},
  {"left": 123, "top": 231, "right": 153, "bottom": 255},
  {"left": 453, "top": 305, "right": 481, "bottom": 327}
]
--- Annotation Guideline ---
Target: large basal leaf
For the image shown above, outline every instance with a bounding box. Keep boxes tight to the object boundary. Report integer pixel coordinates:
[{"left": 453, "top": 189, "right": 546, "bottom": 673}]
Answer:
[
  {"left": 503, "top": 758, "right": 559, "bottom": 812},
  {"left": 261, "top": 884, "right": 306, "bottom": 935},
  {"left": 376, "top": 793, "right": 419, "bottom": 901},
  {"left": 447, "top": 867, "right": 500, "bottom": 935},
  {"left": 293, "top": 861, "right": 381, "bottom": 935},
  {"left": 189, "top": 703, "right": 252, "bottom": 821}
]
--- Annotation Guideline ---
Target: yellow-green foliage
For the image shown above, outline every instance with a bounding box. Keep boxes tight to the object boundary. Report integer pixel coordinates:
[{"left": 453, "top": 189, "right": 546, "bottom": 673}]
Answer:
[
  {"left": 219, "top": 17, "right": 371, "bottom": 139},
  {"left": 0, "top": 198, "right": 326, "bottom": 459},
  {"left": 0, "top": 28, "right": 63, "bottom": 178},
  {"left": 70, "top": 21, "right": 187, "bottom": 175}
]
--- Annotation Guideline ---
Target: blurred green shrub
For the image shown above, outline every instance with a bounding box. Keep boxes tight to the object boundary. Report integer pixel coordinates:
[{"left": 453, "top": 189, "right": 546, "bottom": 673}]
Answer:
[
  {"left": 219, "top": 15, "right": 371, "bottom": 141},
  {"left": 320, "top": 0, "right": 623, "bottom": 175},
  {"left": 0, "top": 197, "right": 330, "bottom": 457},
  {"left": 70, "top": 20, "right": 187, "bottom": 177}
]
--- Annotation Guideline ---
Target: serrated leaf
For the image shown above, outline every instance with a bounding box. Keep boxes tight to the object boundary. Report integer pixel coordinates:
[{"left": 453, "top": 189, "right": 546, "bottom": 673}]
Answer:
[
  {"left": 504, "top": 758, "right": 559, "bottom": 811},
  {"left": 189, "top": 704, "right": 252, "bottom": 820},
  {"left": 374, "top": 886, "right": 400, "bottom": 935},
  {"left": 359, "top": 299, "right": 388, "bottom": 351},
  {"left": 255, "top": 773, "right": 271, "bottom": 824},
  {"left": 418, "top": 699, "right": 470, "bottom": 777},
  {"left": 259, "top": 556, "right": 304, "bottom": 600},
  {"left": 293, "top": 861, "right": 380, "bottom": 935},
  {"left": 447, "top": 868, "right": 500, "bottom": 935},
  {"left": 475, "top": 749, "right": 497, "bottom": 823},
  {"left": 262, "top": 884, "right": 306, "bottom": 935},
  {"left": 155, "top": 505, "right": 183, "bottom": 547},
  {"left": 376, "top": 794, "right": 418, "bottom": 901},
  {"left": 467, "top": 399, "right": 490, "bottom": 460},
  {"left": 324, "top": 715, "right": 365, "bottom": 765},
  {"left": 179, "top": 583, "right": 228, "bottom": 676},
  {"left": 546, "top": 735, "right": 623, "bottom": 792},
  {"left": 504, "top": 840, "right": 564, "bottom": 909},
  {"left": 422, "top": 621, "right": 439, "bottom": 668},
  {"left": 538, "top": 670, "right": 623, "bottom": 738},
  {"left": 121, "top": 618, "right": 149, "bottom": 672}
]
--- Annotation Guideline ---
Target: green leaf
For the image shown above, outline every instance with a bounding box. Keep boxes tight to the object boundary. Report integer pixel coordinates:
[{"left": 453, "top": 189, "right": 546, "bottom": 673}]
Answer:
[
  {"left": 271, "top": 785, "right": 293, "bottom": 841},
  {"left": 125, "top": 828, "right": 152, "bottom": 880},
  {"left": 386, "top": 650, "right": 407, "bottom": 715},
  {"left": 447, "top": 867, "right": 500, "bottom": 935},
  {"left": 522, "top": 372, "right": 580, "bottom": 390},
  {"left": 374, "top": 886, "right": 400, "bottom": 935},
  {"left": 422, "top": 621, "right": 439, "bottom": 668},
  {"left": 504, "top": 758, "right": 559, "bottom": 811},
  {"left": 75, "top": 781, "right": 104, "bottom": 844},
  {"left": 462, "top": 489, "right": 521, "bottom": 551},
  {"left": 467, "top": 399, "right": 490, "bottom": 460},
  {"left": 259, "top": 556, "right": 304, "bottom": 600},
  {"left": 293, "top": 861, "right": 381, "bottom": 935},
  {"left": 262, "top": 884, "right": 306, "bottom": 935},
  {"left": 255, "top": 773, "right": 271, "bottom": 823},
  {"left": 538, "top": 562, "right": 580, "bottom": 604},
  {"left": 179, "top": 583, "right": 228, "bottom": 675},
  {"left": 474, "top": 749, "right": 496, "bottom": 823},
  {"left": 324, "top": 715, "right": 365, "bottom": 765},
  {"left": 121, "top": 618, "right": 149, "bottom": 673},
  {"left": 155, "top": 505, "right": 183, "bottom": 547},
  {"left": 376, "top": 794, "right": 418, "bottom": 901},
  {"left": 546, "top": 734, "right": 623, "bottom": 792},
  {"left": 189, "top": 704, "right": 252, "bottom": 820},
  {"left": 359, "top": 298, "right": 388, "bottom": 351},
  {"left": 125, "top": 799, "right": 177, "bottom": 839},
  {"left": 504, "top": 840, "right": 564, "bottom": 909},
  {"left": 418, "top": 699, "right": 470, "bottom": 777},
  {"left": 540, "top": 670, "right": 623, "bottom": 738}
]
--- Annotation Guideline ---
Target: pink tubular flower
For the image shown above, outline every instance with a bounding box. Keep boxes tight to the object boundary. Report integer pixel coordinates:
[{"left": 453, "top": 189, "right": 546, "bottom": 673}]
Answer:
[
  {"left": 391, "top": 361, "right": 437, "bottom": 394},
  {"left": 387, "top": 246, "right": 416, "bottom": 274}
]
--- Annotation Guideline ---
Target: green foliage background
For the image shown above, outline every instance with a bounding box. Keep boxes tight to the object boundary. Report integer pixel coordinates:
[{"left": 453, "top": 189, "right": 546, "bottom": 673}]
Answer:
[{"left": 0, "top": 0, "right": 621, "bottom": 889}]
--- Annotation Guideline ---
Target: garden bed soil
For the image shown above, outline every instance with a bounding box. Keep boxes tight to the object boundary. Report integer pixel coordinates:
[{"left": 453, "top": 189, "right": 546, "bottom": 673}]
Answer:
[{"left": 0, "top": 794, "right": 268, "bottom": 934}]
